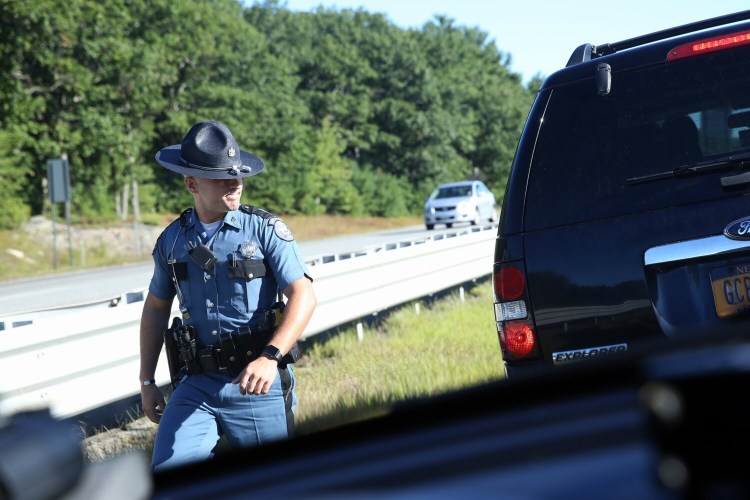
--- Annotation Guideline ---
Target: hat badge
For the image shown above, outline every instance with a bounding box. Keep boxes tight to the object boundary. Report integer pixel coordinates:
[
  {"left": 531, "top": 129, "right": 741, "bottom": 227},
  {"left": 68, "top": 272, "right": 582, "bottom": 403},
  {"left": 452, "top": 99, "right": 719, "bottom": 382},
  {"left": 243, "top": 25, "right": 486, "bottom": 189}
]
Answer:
[{"left": 228, "top": 147, "right": 236, "bottom": 158}]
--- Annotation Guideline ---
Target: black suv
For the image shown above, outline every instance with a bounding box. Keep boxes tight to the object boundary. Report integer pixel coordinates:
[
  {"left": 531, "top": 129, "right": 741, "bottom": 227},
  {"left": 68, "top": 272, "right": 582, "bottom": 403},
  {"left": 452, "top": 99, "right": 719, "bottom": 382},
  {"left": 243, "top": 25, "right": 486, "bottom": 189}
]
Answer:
[{"left": 493, "top": 11, "right": 750, "bottom": 378}]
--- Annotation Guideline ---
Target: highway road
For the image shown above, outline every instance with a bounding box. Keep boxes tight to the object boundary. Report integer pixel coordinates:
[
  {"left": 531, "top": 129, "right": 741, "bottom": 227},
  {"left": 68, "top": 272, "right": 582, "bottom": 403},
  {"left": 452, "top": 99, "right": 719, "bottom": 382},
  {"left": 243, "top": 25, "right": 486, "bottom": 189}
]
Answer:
[{"left": 0, "top": 223, "right": 466, "bottom": 317}]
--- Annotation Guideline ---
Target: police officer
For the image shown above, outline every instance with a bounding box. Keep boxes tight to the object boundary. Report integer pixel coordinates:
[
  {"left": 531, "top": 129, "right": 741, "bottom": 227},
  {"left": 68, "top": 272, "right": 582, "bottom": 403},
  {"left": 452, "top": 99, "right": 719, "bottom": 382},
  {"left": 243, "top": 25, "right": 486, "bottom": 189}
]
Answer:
[{"left": 139, "top": 121, "right": 316, "bottom": 471}]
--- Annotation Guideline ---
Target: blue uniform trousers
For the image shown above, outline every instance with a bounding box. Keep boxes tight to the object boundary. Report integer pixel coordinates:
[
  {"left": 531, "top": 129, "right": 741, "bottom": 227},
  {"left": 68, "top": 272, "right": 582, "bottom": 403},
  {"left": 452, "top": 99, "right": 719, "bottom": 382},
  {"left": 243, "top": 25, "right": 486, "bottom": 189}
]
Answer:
[{"left": 151, "top": 368, "right": 295, "bottom": 471}]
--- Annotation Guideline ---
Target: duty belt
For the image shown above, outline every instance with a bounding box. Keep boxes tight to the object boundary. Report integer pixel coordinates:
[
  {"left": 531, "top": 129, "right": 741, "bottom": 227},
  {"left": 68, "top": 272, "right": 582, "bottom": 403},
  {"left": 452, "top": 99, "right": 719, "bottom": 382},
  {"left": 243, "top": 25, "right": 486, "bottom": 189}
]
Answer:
[
  {"left": 199, "top": 326, "right": 275, "bottom": 375},
  {"left": 164, "top": 307, "right": 298, "bottom": 384}
]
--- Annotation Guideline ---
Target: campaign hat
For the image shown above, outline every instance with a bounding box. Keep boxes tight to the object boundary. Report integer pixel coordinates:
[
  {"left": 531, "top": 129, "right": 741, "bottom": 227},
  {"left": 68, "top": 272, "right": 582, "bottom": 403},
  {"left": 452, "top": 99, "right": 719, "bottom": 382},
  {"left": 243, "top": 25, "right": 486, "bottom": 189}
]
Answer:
[{"left": 155, "top": 121, "right": 264, "bottom": 179}]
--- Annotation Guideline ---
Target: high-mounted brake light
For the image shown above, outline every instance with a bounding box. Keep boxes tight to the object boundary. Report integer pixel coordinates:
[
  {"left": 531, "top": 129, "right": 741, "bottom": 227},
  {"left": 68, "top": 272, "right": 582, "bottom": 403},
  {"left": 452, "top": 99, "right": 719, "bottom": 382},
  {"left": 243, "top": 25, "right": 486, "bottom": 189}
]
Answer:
[{"left": 668, "top": 30, "right": 750, "bottom": 62}]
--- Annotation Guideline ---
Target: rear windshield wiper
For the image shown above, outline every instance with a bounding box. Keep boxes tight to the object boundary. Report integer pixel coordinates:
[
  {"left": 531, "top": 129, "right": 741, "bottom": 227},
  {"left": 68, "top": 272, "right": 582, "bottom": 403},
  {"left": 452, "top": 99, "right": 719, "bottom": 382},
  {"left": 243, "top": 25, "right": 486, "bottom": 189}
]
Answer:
[{"left": 626, "top": 151, "right": 750, "bottom": 186}]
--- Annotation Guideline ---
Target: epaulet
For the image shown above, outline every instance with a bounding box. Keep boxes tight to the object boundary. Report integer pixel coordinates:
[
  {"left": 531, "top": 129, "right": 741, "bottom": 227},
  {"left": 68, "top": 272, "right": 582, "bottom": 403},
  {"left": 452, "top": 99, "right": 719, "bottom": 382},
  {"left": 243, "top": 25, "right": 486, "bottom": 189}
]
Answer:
[
  {"left": 178, "top": 207, "right": 193, "bottom": 226},
  {"left": 240, "top": 204, "right": 274, "bottom": 220},
  {"left": 242, "top": 205, "right": 295, "bottom": 241}
]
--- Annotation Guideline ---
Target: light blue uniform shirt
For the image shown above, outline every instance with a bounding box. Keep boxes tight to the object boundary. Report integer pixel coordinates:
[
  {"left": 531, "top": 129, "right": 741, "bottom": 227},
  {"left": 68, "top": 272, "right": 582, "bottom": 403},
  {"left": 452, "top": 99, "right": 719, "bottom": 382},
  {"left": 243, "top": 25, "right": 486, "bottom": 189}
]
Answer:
[{"left": 149, "top": 205, "right": 310, "bottom": 346}]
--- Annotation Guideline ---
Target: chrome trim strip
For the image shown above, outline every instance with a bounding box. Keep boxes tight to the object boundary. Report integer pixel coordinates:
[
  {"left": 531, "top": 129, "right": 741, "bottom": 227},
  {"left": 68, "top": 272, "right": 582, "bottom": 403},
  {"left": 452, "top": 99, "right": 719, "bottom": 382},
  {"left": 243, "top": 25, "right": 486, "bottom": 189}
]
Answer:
[{"left": 644, "top": 234, "right": 750, "bottom": 266}]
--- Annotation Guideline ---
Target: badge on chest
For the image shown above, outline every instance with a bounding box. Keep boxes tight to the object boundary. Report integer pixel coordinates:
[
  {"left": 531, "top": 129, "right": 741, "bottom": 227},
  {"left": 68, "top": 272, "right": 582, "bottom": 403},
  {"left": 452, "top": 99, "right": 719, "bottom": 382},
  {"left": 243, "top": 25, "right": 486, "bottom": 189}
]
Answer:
[
  {"left": 240, "top": 240, "right": 257, "bottom": 258},
  {"left": 229, "top": 240, "right": 267, "bottom": 280}
]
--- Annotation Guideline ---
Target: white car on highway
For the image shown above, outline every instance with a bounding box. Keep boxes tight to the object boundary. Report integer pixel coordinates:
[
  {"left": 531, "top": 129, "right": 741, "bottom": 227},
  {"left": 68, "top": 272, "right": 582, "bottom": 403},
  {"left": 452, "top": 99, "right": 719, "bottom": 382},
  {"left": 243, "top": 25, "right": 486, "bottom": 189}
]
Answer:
[{"left": 423, "top": 180, "right": 497, "bottom": 230}]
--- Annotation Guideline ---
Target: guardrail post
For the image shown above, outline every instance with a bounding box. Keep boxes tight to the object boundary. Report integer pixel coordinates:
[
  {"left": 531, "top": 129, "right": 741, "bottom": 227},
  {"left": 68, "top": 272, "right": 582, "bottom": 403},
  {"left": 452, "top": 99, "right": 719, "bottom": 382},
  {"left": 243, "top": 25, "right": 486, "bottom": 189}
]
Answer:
[{"left": 356, "top": 323, "right": 364, "bottom": 342}]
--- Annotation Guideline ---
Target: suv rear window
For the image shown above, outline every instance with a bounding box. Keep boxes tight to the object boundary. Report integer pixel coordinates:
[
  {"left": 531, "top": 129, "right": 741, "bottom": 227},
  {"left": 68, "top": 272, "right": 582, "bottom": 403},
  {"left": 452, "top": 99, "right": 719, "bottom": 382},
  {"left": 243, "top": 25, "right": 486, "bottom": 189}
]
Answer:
[{"left": 525, "top": 45, "right": 750, "bottom": 231}]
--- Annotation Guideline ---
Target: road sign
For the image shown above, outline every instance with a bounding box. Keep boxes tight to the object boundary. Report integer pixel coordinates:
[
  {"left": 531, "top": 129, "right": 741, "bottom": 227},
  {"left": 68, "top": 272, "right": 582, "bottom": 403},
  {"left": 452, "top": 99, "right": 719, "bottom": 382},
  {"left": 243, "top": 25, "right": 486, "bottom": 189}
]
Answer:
[{"left": 47, "top": 158, "right": 70, "bottom": 203}]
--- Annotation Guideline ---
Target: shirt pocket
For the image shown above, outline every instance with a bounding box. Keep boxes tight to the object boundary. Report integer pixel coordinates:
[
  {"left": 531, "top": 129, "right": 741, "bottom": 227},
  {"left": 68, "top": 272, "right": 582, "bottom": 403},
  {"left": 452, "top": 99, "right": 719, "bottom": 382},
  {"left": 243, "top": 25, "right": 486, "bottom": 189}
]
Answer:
[{"left": 229, "top": 259, "right": 268, "bottom": 314}]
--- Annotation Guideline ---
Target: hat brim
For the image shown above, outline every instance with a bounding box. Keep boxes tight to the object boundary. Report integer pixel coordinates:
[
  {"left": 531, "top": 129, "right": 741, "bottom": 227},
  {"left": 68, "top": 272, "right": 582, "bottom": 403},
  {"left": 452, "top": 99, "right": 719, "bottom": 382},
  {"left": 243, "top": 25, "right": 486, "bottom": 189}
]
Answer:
[{"left": 155, "top": 145, "right": 265, "bottom": 179}]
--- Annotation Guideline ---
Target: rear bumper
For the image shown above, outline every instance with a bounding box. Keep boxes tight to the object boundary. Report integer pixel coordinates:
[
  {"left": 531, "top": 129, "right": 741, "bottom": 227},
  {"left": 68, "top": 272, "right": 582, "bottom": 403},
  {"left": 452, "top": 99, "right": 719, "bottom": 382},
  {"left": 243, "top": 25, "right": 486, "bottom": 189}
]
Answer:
[{"left": 502, "top": 359, "right": 552, "bottom": 380}]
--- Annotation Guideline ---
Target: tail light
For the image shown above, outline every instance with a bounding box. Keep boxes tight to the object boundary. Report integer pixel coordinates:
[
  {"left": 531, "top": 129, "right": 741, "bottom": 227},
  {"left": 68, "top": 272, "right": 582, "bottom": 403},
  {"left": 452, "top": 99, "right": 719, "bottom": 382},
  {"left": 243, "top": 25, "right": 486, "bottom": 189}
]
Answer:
[{"left": 493, "top": 263, "right": 541, "bottom": 362}]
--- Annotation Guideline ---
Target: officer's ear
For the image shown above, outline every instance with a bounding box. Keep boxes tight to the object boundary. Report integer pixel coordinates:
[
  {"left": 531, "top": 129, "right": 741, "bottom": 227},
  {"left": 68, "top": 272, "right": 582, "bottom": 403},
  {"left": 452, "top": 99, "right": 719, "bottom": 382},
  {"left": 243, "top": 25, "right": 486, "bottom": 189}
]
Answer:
[{"left": 185, "top": 176, "right": 198, "bottom": 194}]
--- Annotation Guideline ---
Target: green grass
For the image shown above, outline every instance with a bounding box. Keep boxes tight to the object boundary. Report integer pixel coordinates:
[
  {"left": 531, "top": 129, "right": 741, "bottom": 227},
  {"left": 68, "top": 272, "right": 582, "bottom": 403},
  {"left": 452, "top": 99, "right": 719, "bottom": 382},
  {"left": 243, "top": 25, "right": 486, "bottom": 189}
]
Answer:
[{"left": 277, "top": 280, "right": 502, "bottom": 433}]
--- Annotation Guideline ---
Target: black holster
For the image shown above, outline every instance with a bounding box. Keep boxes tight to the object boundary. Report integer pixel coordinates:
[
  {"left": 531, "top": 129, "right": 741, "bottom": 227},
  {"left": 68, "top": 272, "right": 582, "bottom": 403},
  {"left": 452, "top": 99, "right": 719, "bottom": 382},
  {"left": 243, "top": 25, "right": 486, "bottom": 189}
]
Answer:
[
  {"left": 281, "top": 342, "right": 301, "bottom": 368},
  {"left": 265, "top": 301, "right": 302, "bottom": 368},
  {"left": 163, "top": 316, "right": 200, "bottom": 389}
]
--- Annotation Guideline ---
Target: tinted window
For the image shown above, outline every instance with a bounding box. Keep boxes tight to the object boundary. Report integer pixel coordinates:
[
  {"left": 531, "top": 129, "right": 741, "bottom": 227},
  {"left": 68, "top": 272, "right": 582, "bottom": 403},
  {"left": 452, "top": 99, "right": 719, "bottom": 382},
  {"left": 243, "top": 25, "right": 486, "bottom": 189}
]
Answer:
[{"left": 525, "top": 45, "right": 750, "bottom": 231}]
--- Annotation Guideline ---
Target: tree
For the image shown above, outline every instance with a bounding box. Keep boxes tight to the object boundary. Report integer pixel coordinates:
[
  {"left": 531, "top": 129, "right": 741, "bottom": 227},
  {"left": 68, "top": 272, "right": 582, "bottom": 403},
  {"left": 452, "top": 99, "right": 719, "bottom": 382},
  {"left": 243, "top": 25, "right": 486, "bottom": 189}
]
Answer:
[
  {"left": 246, "top": 4, "right": 535, "bottom": 209},
  {"left": 303, "top": 116, "right": 360, "bottom": 214},
  {"left": 0, "top": 0, "right": 167, "bottom": 218},
  {"left": 0, "top": 129, "right": 31, "bottom": 229},
  {"left": 0, "top": 0, "right": 535, "bottom": 221},
  {"left": 0, "top": 0, "right": 311, "bottom": 218}
]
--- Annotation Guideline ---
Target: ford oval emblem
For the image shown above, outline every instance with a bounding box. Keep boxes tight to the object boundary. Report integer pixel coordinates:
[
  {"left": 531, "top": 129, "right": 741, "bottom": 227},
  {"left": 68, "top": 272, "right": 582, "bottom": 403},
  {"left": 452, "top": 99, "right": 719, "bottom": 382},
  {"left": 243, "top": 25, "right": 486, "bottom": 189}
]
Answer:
[{"left": 724, "top": 216, "right": 750, "bottom": 240}]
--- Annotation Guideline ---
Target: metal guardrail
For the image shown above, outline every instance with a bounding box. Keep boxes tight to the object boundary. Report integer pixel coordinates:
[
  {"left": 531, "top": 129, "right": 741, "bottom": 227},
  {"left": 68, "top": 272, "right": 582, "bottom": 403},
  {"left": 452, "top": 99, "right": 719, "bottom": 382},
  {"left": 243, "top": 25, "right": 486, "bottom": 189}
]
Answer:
[{"left": 0, "top": 225, "right": 496, "bottom": 421}]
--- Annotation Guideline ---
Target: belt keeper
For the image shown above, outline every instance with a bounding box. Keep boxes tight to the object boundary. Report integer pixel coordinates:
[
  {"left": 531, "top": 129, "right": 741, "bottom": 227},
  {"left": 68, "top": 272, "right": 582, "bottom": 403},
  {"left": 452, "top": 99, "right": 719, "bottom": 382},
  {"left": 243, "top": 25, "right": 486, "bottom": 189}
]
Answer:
[
  {"left": 198, "top": 347, "right": 222, "bottom": 372},
  {"left": 236, "top": 330, "right": 255, "bottom": 363}
]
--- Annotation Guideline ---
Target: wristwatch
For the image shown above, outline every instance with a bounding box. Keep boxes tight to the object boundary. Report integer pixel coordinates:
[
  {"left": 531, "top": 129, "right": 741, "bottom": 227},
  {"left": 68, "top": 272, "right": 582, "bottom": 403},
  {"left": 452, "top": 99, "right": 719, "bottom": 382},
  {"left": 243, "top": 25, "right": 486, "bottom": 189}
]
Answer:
[{"left": 262, "top": 344, "right": 283, "bottom": 364}]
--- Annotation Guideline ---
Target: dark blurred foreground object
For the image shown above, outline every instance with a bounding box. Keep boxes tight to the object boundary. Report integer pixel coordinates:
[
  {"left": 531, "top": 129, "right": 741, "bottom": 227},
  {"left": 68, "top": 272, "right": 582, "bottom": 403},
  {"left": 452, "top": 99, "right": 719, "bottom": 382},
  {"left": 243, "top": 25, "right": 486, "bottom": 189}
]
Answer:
[
  {"left": 153, "top": 334, "right": 750, "bottom": 499},
  {"left": 0, "top": 409, "right": 151, "bottom": 500},
  {"left": 0, "top": 409, "right": 82, "bottom": 500}
]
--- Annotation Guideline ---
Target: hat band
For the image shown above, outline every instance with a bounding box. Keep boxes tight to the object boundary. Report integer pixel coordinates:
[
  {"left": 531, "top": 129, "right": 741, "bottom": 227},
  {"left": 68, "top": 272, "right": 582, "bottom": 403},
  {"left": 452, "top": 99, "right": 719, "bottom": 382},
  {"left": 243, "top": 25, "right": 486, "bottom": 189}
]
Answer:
[{"left": 179, "top": 155, "right": 251, "bottom": 176}]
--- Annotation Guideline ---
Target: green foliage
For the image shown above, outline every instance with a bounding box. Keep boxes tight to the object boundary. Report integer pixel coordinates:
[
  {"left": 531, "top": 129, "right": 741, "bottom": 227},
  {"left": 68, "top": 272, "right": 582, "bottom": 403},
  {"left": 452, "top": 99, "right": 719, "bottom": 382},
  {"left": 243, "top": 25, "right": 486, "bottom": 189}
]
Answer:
[
  {"left": 351, "top": 166, "right": 414, "bottom": 217},
  {"left": 296, "top": 117, "right": 361, "bottom": 214},
  {"left": 0, "top": 130, "right": 31, "bottom": 229},
  {"left": 1, "top": 0, "right": 535, "bottom": 221}
]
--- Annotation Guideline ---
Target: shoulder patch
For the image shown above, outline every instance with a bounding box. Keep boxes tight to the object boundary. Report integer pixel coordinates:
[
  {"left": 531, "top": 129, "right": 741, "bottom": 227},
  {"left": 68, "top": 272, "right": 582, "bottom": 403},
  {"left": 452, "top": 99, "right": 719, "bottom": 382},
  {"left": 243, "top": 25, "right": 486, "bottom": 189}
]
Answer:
[{"left": 270, "top": 217, "right": 294, "bottom": 241}]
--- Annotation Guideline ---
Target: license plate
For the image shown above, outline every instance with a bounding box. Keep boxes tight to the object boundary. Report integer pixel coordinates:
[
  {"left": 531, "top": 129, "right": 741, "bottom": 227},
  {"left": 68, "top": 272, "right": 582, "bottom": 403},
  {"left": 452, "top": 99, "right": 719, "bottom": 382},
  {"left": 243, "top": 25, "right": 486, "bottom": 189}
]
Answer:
[{"left": 711, "top": 263, "right": 750, "bottom": 317}]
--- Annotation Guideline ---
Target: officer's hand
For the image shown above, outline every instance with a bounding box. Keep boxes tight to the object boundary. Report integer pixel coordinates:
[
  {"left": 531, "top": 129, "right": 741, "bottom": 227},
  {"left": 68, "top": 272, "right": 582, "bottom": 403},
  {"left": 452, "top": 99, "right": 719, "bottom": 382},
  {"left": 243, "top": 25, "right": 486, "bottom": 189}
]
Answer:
[
  {"left": 232, "top": 357, "right": 279, "bottom": 396},
  {"left": 141, "top": 385, "right": 166, "bottom": 423}
]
